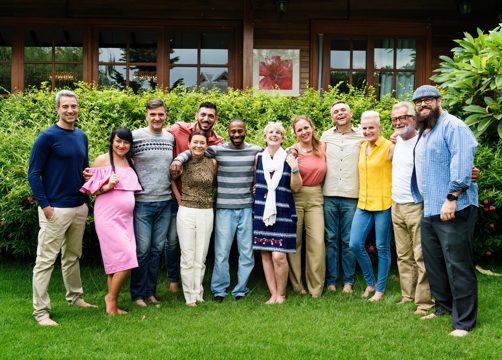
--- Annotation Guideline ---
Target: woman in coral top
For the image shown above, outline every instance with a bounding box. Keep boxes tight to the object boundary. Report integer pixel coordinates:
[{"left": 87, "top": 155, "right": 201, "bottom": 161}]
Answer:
[
  {"left": 287, "top": 115, "right": 326, "bottom": 298},
  {"left": 81, "top": 127, "right": 142, "bottom": 314},
  {"left": 349, "top": 111, "right": 394, "bottom": 302}
]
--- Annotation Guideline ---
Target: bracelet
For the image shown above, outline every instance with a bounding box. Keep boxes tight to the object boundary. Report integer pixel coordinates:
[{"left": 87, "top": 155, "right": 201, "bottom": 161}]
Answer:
[{"left": 291, "top": 168, "right": 299, "bottom": 174}]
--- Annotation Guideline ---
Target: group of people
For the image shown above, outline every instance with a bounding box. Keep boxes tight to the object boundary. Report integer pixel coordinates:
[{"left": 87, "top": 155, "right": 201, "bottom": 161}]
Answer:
[{"left": 28, "top": 85, "right": 479, "bottom": 337}]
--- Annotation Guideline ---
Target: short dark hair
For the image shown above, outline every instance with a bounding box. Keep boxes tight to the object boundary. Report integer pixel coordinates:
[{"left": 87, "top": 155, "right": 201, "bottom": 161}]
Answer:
[
  {"left": 189, "top": 129, "right": 208, "bottom": 142},
  {"left": 197, "top": 101, "right": 217, "bottom": 114},
  {"left": 229, "top": 118, "right": 246, "bottom": 127},
  {"left": 146, "top": 98, "right": 166, "bottom": 111}
]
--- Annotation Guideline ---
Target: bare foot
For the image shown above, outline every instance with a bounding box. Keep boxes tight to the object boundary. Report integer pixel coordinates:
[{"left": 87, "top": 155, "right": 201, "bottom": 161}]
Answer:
[
  {"left": 148, "top": 296, "right": 160, "bottom": 305},
  {"left": 275, "top": 296, "right": 286, "bottom": 304},
  {"left": 116, "top": 308, "right": 128, "bottom": 315},
  {"left": 73, "top": 298, "right": 98, "bottom": 308},
  {"left": 135, "top": 299, "right": 147, "bottom": 308},
  {"left": 362, "top": 286, "right": 376, "bottom": 298},
  {"left": 265, "top": 296, "right": 276, "bottom": 304},
  {"left": 327, "top": 284, "right": 337, "bottom": 292},
  {"left": 342, "top": 284, "right": 353, "bottom": 294},
  {"left": 169, "top": 282, "right": 178, "bottom": 293},
  {"left": 38, "top": 318, "right": 59, "bottom": 327},
  {"left": 105, "top": 294, "right": 118, "bottom": 314},
  {"left": 369, "top": 291, "right": 384, "bottom": 302},
  {"left": 186, "top": 303, "right": 197, "bottom": 308}
]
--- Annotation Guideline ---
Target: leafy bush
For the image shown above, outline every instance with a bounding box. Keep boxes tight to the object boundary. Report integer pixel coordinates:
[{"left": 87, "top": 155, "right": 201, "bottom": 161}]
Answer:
[{"left": 431, "top": 24, "right": 502, "bottom": 143}]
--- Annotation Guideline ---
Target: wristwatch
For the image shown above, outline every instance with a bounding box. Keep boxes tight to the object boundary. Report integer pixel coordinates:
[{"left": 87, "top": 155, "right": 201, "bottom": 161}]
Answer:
[{"left": 446, "top": 193, "right": 458, "bottom": 201}]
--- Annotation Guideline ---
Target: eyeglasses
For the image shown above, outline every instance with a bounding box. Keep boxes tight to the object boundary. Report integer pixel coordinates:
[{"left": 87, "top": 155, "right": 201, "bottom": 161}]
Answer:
[
  {"left": 391, "top": 115, "right": 414, "bottom": 123},
  {"left": 414, "top": 97, "right": 436, "bottom": 106}
]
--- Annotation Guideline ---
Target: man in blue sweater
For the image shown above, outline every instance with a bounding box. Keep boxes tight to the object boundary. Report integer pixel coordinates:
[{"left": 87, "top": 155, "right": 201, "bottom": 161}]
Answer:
[{"left": 28, "top": 90, "right": 97, "bottom": 327}]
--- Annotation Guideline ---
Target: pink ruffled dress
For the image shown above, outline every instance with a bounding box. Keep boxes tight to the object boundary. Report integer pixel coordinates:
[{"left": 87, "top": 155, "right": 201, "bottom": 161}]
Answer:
[{"left": 80, "top": 166, "right": 142, "bottom": 274}]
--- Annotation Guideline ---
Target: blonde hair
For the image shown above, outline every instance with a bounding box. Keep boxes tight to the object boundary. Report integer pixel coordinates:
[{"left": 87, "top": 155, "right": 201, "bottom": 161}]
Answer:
[
  {"left": 291, "top": 115, "right": 321, "bottom": 155},
  {"left": 263, "top": 121, "right": 286, "bottom": 137},
  {"left": 361, "top": 110, "right": 381, "bottom": 125}
]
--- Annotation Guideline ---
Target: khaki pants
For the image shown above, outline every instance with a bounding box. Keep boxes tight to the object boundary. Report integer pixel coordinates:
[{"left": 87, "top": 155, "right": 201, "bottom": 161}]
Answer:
[
  {"left": 32, "top": 204, "right": 88, "bottom": 321},
  {"left": 288, "top": 186, "right": 325, "bottom": 297},
  {"left": 391, "top": 201, "right": 434, "bottom": 310}
]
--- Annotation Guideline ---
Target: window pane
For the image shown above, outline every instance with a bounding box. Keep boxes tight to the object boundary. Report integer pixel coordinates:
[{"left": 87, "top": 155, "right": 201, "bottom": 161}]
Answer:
[
  {"left": 396, "top": 72, "right": 415, "bottom": 98},
  {"left": 374, "top": 39, "right": 394, "bottom": 70},
  {"left": 55, "top": 47, "right": 83, "bottom": 62},
  {"left": 171, "top": 32, "right": 198, "bottom": 65},
  {"left": 0, "top": 30, "right": 13, "bottom": 61},
  {"left": 99, "top": 31, "right": 127, "bottom": 62},
  {"left": 353, "top": 50, "right": 366, "bottom": 70},
  {"left": 201, "top": 33, "right": 229, "bottom": 64},
  {"left": 54, "top": 64, "right": 82, "bottom": 89},
  {"left": 330, "top": 39, "right": 350, "bottom": 69},
  {"left": 200, "top": 67, "right": 228, "bottom": 91},
  {"left": 0, "top": 64, "right": 11, "bottom": 94},
  {"left": 374, "top": 71, "right": 393, "bottom": 98},
  {"left": 98, "top": 64, "right": 126, "bottom": 89},
  {"left": 130, "top": 31, "right": 157, "bottom": 63},
  {"left": 330, "top": 71, "right": 349, "bottom": 93},
  {"left": 170, "top": 67, "right": 197, "bottom": 88},
  {"left": 201, "top": 49, "right": 228, "bottom": 65},
  {"left": 129, "top": 66, "right": 157, "bottom": 91},
  {"left": 24, "top": 64, "right": 52, "bottom": 88},
  {"left": 24, "top": 30, "right": 53, "bottom": 61},
  {"left": 397, "top": 38, "right": 416, "bottom": 70},
  {"left": 353, "top": 71, "right": 366, "bottom": 89}
]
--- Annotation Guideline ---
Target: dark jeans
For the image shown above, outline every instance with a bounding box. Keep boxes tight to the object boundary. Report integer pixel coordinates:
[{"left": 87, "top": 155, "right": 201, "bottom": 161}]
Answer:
[
  {"left": 165, "top": 201, "right": 180, "bottom": 283},
  {"left": 421, "top": 205, "right": 478, "bottom": 331}
]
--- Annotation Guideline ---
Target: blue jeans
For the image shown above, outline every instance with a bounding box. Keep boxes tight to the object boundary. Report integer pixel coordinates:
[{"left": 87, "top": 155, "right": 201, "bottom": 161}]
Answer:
[
  {"left": 130, "top": 200, "right": 172, "bottom": 301},
  {"left": 165, "top": 202, "right": 180, "bottom": 282},
  {"left": 211, "top": 208, "right": 254, "bottom": 298},
  {"left": 324, "top": 196, "right": 357, "bottom": 286},
  {"left": 349, "top": 208, "right": 392, "bottom": 293}
]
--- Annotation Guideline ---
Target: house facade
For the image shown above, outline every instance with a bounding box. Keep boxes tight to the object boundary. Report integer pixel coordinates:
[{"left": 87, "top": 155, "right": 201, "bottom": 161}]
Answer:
[{"left": 0, "top": 0, "right": 500, "bottom": 96}]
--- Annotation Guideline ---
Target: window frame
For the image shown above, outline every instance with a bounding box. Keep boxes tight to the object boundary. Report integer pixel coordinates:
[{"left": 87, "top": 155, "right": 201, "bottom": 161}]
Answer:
[{"left": 310, "top": 20, "right": 432, "bottom": 96}]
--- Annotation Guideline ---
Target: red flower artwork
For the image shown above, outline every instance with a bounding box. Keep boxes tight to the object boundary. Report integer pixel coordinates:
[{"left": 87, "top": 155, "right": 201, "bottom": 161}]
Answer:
[{"left": 259, "top": 55, "right": 293, "bottom": 90}]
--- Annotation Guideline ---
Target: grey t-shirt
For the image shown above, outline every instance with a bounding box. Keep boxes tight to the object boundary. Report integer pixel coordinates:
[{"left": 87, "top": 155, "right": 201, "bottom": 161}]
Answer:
[{"left": 132, "top": 128, "right": 175, "bottom": 202}]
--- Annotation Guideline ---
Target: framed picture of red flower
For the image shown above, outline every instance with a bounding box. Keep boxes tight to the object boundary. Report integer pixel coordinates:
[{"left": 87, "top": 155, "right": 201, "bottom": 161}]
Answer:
[{"left": 253, "top": 49, "right": 300, "bottom": 96}]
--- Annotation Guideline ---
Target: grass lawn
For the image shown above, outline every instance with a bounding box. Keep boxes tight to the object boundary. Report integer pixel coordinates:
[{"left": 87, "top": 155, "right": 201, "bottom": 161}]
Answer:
[{"left": 0, "top": 259, "right": 501, "bottom": 360}]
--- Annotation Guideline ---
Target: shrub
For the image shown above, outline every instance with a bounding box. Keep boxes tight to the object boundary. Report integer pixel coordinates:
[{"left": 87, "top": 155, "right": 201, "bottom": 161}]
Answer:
[{"left": 431, "top": 24, "right": 502, "bottom": 143}]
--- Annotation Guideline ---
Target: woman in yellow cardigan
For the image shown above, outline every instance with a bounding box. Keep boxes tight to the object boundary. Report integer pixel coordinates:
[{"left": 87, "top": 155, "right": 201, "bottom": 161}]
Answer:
[{"left": 349, "top": 111, "right": 394, "bottom": 302}]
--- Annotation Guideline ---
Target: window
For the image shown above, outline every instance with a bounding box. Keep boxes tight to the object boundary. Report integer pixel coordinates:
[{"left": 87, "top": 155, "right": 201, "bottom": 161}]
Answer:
[
  {"left": 98, "top": 31, "right": 157, "bottom": 91},
  {"left": 0, "top": 30, "right": 12, "bottom": 94},
  {"left": 374, "top": 38, "right": 416, "bottom": 98},
  {"left": 169, "top": 32, "right": 229, "bottom": 91},
  {"left": 24, "top": 29, "right": 83, "bottom": 89},
  {"left": 329, "top": 39, "right": 367, "bottom": 92}
]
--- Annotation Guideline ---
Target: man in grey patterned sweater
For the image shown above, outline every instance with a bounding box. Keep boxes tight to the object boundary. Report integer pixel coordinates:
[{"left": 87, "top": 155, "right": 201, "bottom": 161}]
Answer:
[{"left": 172, "top": 119, "right": 261, "bottom": 301}]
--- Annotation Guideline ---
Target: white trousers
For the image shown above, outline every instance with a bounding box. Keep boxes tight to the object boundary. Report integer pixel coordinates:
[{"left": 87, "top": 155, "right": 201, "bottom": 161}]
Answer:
[{"left": 177, "top": 206, "right": 214, "bottom": 304}]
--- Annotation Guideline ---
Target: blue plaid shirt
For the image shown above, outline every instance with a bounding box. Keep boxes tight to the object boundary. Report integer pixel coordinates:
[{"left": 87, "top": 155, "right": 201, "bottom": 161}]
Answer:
[{"left": 411, "top": 110, "right": 478, "bottom": 217}]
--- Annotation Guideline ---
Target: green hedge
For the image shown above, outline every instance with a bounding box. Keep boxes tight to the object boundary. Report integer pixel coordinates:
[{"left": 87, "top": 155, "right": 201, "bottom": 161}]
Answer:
[{"left": 0, "top": 84, "right": 500, "bottom": 261}]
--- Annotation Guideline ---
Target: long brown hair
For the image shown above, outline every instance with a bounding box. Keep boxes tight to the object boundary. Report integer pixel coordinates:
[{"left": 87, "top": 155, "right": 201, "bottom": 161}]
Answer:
[{"left": 291, "top": 115, "right": 321, "bottom": 155}]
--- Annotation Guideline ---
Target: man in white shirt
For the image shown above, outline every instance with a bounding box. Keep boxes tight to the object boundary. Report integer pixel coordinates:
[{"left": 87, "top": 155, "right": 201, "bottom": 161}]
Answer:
[{"left": 390, "top": 101, "right": 434, "bottom": 314}]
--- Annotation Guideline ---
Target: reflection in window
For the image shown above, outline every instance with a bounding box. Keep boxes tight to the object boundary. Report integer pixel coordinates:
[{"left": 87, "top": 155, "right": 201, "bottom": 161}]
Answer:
[
  {"left": 329, "top": 39, "right": 366, "bottom": 92},
  {"left": 0, "top": 30, "right": 12, "bottom": 94},
  {"left": 24, "top": 30, "right": 83, "bottom": 89},
  {"left": 170, "top": 32, "right": 229, "bottom": 90},
  {"left": 374, "top": 38, "right": 416, "bottom": 98},
  {"left": 98, "top": 31, "right": 157, "bottom": 92}
]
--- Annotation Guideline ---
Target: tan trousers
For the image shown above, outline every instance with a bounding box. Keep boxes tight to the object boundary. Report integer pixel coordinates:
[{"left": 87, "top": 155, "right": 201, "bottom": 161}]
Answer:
[
  {"left": 288, "top": 186, "right": 325, "bottom": 297},
  {"left": 32, "top": 204, "right": 88, "bottom": 321},
  {"left": 391, "top": 201, "right": 434, "bottom": 310},
  {"left": 177, "top": 206, "right": 213, "bottom": 305}
]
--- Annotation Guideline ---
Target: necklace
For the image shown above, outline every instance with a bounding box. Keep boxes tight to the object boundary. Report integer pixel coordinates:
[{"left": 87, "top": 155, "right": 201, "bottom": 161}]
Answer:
[{"left": 299, "top": 146, "right": 313, "bottom": 153}]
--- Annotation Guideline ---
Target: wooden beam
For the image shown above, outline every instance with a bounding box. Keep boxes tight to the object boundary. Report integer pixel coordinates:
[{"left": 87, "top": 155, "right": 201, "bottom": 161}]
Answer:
[{"left": 242, "top": 0, "right": 253, "bottom": 89}]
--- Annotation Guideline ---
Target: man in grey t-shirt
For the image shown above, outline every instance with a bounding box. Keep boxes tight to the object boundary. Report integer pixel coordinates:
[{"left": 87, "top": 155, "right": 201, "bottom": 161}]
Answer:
[{"left": 129, "top": 99, "right": 175, "bottom": 307}]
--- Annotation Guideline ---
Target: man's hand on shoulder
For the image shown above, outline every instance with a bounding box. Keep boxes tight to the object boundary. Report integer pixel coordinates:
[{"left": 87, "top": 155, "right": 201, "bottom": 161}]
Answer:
[
  {"left": 83, "top": 167, "right": 92, "bottom": 181},
  {"left": 170, "top": 160, "right": 183, "bottom": 179}
]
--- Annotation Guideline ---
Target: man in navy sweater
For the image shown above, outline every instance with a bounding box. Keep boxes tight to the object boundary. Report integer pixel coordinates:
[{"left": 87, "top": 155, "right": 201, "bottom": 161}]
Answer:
[{"left": 28, "top": 90, "right": 97, "bottom": 327}]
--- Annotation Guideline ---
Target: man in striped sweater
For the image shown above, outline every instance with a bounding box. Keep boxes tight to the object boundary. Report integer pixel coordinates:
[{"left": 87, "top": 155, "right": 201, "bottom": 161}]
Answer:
[{"left": 172, "top": 119, "right": 261, "bottom": 301}]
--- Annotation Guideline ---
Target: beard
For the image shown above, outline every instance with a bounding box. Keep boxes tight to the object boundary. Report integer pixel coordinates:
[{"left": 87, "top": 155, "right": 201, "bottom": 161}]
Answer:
[{"left": 416, "top": 106, "right": 441, "bottom": 131}]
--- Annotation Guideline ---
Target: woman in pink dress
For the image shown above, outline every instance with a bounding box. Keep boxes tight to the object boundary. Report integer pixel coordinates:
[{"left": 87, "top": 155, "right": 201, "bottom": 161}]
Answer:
[{"left": 81, "top": 127, "right": 141, "bottom": 315}]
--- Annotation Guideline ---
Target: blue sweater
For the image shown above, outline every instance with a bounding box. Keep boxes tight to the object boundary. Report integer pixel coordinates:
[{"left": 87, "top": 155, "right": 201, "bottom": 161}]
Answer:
[{"left": 28, "top": 124, "right": 88, "bottom": 208}]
